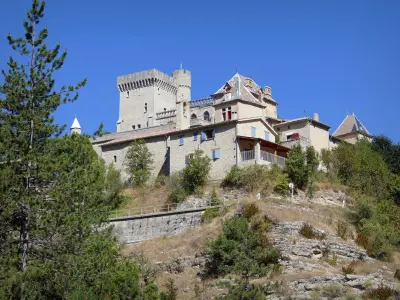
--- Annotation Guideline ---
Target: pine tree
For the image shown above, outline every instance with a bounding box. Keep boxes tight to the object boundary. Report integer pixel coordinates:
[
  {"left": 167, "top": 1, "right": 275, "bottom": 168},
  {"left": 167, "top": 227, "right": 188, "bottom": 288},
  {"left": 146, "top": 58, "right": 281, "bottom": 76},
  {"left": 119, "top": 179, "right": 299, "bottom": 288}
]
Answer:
[
  {"left": 125, "top": 139, "right": 154, "bottom": 186},
  {"left": 0, "top": 1, "right": 142, "bottom": 298}
]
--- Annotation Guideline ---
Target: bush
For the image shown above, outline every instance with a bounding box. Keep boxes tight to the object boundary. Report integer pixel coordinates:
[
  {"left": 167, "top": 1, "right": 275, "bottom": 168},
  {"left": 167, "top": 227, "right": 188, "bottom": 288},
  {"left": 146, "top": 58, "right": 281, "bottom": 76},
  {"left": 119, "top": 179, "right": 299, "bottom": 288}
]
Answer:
[
  {"left": 219, "top": 282, "right": 265, "bottom": 300},
  {"left": 222, "top": 165, "right": 274, "bottom": 192},
  {"left": 321, "top": 284, "right": 343, "bottom": 298},
  {"left": 299, "top": 223, "right": 326, "bottom": 240},
  {"left": 182, "top": 150, "right": 211, "bottom": 194},
  {"left": 160, "top": 278, "right": 178, "bottom": 300},
  {"left": 242, "top": 202, "right": 260, "bottom": 219},
  {"left": 342, "top": 261, "right": 357, "bottom": 275},
  {"left": 201, "top": 208, "right": 220, "bottom": 223},
  {"left": 329, "top": 254, "right": 338, "bottom": 266},
  {"left": 210, "top": 188, "right": 222, "bottom": 206},
  {"left": 337, "top": 220, "right": 348, "bottom": 240},
  {"left": 204, "top": 215, "right": 280, "bottom": 278},
  {"left": 274, "top": 172, "right": 289, "bottom": 196},
  {"left": 363, "top": 284, "right": 395, "bottom": 300},
  {"left": 355, "top": 233, "right": 369, "bottom": 249}
]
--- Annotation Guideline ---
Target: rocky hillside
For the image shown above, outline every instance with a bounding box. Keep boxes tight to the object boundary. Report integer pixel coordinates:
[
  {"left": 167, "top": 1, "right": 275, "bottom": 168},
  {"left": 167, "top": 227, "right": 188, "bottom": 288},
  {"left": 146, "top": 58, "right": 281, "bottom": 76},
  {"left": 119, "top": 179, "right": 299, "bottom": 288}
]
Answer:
[{"left": 123, "top": 187, "right": 400, "bottom": 299}]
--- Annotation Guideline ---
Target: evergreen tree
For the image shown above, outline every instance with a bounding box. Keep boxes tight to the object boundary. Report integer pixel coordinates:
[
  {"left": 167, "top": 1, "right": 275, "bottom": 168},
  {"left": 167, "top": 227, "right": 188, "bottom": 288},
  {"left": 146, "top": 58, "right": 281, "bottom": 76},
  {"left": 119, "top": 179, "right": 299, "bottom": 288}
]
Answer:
[
  {"left": 125, "top": 139, "right": 154, "bottom": 186},
  {"left": 93, "top": 121, "right": 111, "bottom": 137},
  {"left": 0, "top": 1, "right": 143, "bottom": 298},
  {"left": 285, "top": 144, "right": 308, "bottom": 190}
]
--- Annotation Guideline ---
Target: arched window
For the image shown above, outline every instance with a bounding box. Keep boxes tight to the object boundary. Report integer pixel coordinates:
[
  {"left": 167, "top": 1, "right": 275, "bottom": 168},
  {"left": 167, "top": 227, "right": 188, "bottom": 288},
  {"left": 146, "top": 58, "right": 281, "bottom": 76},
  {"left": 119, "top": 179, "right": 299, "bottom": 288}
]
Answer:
[
  {"left": 203, "top": 111, "right": 210, "bottom": 121},
  {"left": 191, "top": 113, "right": 197, "bottom": 119}
]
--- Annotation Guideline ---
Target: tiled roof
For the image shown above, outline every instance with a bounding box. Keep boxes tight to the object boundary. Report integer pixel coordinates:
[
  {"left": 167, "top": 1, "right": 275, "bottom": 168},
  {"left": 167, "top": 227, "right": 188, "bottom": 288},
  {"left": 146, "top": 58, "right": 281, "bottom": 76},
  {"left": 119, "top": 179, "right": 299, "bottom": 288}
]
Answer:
[
  {"left": 274, "top": 117, "right": 331, "bottom": 130},
  {"left": 101, "top": 127, "right": 177, "bottom": 147},
  {"left": 213, "top": 73, "right": 267, "bottom": 106},
  {"left": 333, "top": 114, "right": 371, "bottom": 137}
]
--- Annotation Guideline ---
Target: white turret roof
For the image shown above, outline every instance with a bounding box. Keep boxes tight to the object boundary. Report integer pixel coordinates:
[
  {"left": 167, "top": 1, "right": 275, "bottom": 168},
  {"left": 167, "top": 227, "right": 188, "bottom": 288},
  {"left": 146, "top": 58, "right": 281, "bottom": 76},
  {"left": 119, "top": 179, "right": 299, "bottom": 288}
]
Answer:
[{"left": 71, "top": 116, "right": 81, "bottom": 129}]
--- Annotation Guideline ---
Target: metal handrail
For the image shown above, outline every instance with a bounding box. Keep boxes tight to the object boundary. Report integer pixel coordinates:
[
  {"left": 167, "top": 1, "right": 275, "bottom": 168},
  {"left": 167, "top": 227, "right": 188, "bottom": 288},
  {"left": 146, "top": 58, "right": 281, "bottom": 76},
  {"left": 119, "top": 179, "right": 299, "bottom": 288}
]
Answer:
[{"left": 241, "top": 150, "right": 255, "bottom": 161}]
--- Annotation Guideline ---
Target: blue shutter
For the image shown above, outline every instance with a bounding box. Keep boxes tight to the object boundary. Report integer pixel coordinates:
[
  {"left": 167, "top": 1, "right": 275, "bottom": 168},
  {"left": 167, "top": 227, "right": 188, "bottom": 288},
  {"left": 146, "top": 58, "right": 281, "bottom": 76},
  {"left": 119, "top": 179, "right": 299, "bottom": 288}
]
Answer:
[
  {"left": 251, "top": 127, "right": 256, "bottom": 137},
  {"left": 201, "top": 131, "right": 206, "bottom": 141},
  {"left": 212, "top": 129, "right": 216, "bottom": 138},
  {"left": 213, "top": 149, "right": 220, "bottom": 159},
  {"left": 179, "top": 135, "right": 184, "bottom": 145},
  {"left": 265, "top": 132, "right": 270, "bottom": 141},
  {"left": 193, "top": 132, "right": 198, "bottom": 141}
]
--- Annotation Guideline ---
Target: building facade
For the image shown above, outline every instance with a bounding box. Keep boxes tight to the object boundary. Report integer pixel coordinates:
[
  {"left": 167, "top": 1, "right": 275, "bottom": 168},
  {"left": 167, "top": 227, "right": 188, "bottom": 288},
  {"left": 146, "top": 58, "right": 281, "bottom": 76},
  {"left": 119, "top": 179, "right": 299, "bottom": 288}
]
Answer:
[{"left": 80, "top": 68, "right": 371, "bottom": 181}]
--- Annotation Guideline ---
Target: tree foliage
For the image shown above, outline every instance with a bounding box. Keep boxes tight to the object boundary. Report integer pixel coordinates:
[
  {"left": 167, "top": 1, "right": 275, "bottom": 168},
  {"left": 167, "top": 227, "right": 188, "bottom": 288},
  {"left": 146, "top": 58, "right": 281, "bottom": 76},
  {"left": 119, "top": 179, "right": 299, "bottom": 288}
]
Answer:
[
  {"left": 125, "top": 139, "right": 154, "bottom": 186},
  {"left": 204, "top": 209, "right": 280, "bottom": 281},
  {"left": 285, "top": 144, "right": 308, "bottom": 190},
  {"left": 182, "top": 149, "right": 211, "bottom": 194},
  {"left": 0, "top": 1, "right": 148, "bottom": 298},
  {"left": 372, "top": 135, "right": 400, "bottom": 175},
  {"left": 93, "top": 121, "right": 111, "bottom": 137}
]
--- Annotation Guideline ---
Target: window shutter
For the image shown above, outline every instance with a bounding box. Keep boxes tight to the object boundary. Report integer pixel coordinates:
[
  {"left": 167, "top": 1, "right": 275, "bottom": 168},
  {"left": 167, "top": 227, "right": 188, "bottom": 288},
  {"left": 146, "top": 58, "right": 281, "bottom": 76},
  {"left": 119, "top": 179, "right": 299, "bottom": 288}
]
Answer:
[
  {"left": 179, "top": 136, "right": 184, "bottom": 145},
  {"left": 251, "top": 127, "right": 256, "bottom": 137},
  {"left": 201, "top": 131, "right": 206, "bottom": 141},
  {"left": 213, "top": 149, "right": 220, "bottom": 159},
  {"left": 265, "top": 132, "right": 270, "bottom": 141},
  {"left": 193, "top": 132, "right": 198, "bottom": 141}
]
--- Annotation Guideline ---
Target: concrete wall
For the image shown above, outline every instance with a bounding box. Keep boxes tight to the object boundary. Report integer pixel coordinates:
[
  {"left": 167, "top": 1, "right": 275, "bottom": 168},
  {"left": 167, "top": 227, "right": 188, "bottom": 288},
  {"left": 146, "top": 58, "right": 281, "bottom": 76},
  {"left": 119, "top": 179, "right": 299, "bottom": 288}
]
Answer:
[
  {"left": 237, "top": 120, "right": 276, "bottom": 143},
  {"left": 278, "top": 121, "right": 311, "bottom": 141},
  {"left": 169, "top": 124, "right": 237, "bottom": 180},
  {"left": 309, "top": 123, "right": 330, "bottom": 153},
  {"left": 265, "top": 102, "right": 278, "bottom": 119},
  {"left": 101, "top": 135, "right": 169, "bottom": 181},
  {"left": 110, "top": 210, "right": 203, "bottom": 244},
  {"left": 237, "top": 102, "right": 264, "bottom": 119}
]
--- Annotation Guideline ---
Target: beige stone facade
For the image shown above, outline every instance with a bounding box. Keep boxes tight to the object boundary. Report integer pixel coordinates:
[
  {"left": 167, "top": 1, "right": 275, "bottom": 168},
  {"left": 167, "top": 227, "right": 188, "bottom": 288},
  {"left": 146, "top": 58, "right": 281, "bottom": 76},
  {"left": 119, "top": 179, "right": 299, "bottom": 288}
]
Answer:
[{"left": 83, "top": 68, "right": 371, "bottom": 182}]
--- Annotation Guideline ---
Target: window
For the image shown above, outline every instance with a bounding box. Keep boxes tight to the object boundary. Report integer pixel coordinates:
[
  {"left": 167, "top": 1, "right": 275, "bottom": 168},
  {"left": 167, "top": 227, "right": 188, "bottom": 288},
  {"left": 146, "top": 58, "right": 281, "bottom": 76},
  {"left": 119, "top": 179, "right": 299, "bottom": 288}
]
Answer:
[
  {"left": 191, "top": 113, "right": 197, "bottom": 119},
  {"left": 137, "top": 124, "right": 141, "bottom": 129},
  {"left": 144, "top": 103, "right": 147, "bottom": 113},
  {"left": 193, "top": 132, "right": 198, "bottom": 141},
  {"left": 288, "top": 125, "right": 291, "bottom": 129},
  {"left": 113, "top": 155, "right": 117, "bottom": 163},
  {"left": 203, "top": 111, "right": 210, "bottom": 121},
  {"left": 132, "top": 125, "right": 135, "bottom": 130},
  {"left": 126, "top": 91, "right": 129, "bottom": 98},
  {"left": 251, "top": 127, "right": 256, "bottom": 137},
  {"left": 185, "top": 153, "right": 194, "bottom": 165},
  {"left": 179, "top": 135, "right": 184, "bottom": 145},
  {"left": 222, "top": 107, "right": 232, "bottom": 121},
  {"left": 201, "top": 129, "right": 215, "bottom": 141},
  {"left": 212, "top": 149, "right": 221, "bottom": 160},
  {"left": 264, "top": 132, "right": 270, "bottom": 141}
]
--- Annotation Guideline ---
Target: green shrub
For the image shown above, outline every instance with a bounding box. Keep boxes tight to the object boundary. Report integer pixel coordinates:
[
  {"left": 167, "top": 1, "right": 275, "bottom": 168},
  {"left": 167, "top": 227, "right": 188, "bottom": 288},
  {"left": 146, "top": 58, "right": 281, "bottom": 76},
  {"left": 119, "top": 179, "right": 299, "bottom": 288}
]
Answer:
[
  {"left": 160, "top": 278, "right": 178, "bottom": 300},
  {"left": 299, "top": 223, "right": 326, "bottom": 240},
  {"left": 337, "top": 220, "right": 348, "bottom": 240},
  {"left": 210, "top": 188, "right": 222, "bottom": 206},
  {"left": 242, "top": 202, "right": 260, "bottom": 219},
  {"left": 182, "top": 150, "right": 211, "bottom": 194},
  {"left": 222, "top": 166, "right": 245, "bottom": 188},
  {"left": 204, "top": 215, "right": 280, "bottom": 278},
  {"left": 274, "top": 172, "right": 289, "bottom": 196},
  {"left": 218, "top": 281, "right": 265, "bottom": 300},
  {"left": 201, "top": 208, "right": 220, "bottom": 223},
  {"left": 222, "top": 165, "right": 273, "bottom": 192},
  {"left": 342, "top": 261, "right": 357, "bottom": 275},
  {"left": 363, "top": 284, "right": 395, "bottom": 300},
  {"left": 329, "top": 254, "right": 338, "bottom": 266},
  {"left": 155, "top": 174, "right": 169, "bottom": 187}
]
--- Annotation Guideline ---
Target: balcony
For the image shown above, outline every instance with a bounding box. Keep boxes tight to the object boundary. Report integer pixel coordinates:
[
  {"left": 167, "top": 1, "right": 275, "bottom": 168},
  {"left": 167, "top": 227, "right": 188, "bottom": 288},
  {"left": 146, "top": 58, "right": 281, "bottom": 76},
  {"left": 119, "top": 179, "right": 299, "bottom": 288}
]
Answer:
[
  {"left": 241, "top": 150, "right": 255, "bottom": 161},
  {"left": 280, "top": 134, "right": 310, "bottom": 150},
  {"left": 190, "top": 117, "right": 212, "bottom": 127},
  {"left": 240, "top": 149, "right": 286, "bottom": 168}
]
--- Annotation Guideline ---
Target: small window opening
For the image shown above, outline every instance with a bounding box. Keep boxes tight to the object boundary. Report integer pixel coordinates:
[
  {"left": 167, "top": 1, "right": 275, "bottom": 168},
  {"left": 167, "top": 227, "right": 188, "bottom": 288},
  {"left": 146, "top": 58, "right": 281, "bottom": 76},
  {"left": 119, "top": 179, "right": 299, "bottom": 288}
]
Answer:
[
  {"left": 191, "top": 113, "right": 197, "bottom": 119},
  {"left": 137, "top": 124, "right": 141, "bottom": 129},
  {"left": 144, "top": 103, "right": 147, "bottom": 113},
  {"left": 126, "top": 91, "right": 129, "bottom": 98},
  {"left": 205, "top": 130, "right": 213, "bottom": 139},
  {"left": 164, "top": 108, "right": 167, "bottom": 111},
  {"left": 222, "top": 107, "right": 232, "bottom": 121},
  {"left": 132, "top": 125, "right": 135, "bottom": 130},
  {"left": 203, "top": 111, "right": 210, "bottom": 121},
  {"left": 113, "top": 155, "right": 117, "bottom": 163}
]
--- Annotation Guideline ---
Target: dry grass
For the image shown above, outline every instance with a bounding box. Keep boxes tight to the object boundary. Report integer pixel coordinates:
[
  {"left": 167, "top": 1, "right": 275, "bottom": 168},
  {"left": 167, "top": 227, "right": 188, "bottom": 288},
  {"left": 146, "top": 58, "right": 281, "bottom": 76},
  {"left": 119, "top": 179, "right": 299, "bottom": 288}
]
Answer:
[{"left": 315, "top": 181, "right": 348, "bottom": 193}]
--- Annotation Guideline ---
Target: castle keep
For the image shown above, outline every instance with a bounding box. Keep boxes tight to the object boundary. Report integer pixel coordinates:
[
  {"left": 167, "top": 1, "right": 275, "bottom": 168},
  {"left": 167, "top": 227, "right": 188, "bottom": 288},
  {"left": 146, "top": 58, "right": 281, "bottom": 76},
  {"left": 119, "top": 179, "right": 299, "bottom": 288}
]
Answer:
[{"left": 78, "top": 68, "right": 371, "bottom": 180}]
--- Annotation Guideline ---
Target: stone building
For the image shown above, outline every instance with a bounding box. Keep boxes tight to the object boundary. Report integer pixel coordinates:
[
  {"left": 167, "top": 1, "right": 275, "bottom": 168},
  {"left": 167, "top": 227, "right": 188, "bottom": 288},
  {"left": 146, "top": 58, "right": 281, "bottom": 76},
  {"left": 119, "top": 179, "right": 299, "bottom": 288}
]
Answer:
[
  {"left": 332, "top": 113, "right": 372, "bottom": 144},
  {"left": 74, "top": 68, "right": 372, "bottom": 181}
]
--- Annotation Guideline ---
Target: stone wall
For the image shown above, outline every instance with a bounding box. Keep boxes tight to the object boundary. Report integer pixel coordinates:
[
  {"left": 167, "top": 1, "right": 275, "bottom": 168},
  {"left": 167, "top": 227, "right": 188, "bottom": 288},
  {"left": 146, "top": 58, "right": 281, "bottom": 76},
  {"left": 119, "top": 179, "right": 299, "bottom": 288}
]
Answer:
[{"left": 109, "top": 209, "right": 204, "bottom": 244}]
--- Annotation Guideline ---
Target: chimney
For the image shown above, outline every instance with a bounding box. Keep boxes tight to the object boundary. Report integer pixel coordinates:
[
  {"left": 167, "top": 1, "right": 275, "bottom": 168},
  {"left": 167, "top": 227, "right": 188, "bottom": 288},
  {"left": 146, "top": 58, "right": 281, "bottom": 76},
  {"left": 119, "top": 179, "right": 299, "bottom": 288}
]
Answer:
[
  {"left": 313, "top": 113, "right": 319, "bottom": 122},
  {"left": 264, "top": 86, "right": 272, "bottom": 96}
]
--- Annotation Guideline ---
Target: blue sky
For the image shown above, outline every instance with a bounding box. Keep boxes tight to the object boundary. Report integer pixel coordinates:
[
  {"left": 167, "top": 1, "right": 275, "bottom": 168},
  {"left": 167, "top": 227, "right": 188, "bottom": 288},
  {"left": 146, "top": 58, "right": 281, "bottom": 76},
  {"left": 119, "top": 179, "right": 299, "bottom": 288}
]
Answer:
[{"left": 1, "top": 0, "right": 400, "bottom": 141}]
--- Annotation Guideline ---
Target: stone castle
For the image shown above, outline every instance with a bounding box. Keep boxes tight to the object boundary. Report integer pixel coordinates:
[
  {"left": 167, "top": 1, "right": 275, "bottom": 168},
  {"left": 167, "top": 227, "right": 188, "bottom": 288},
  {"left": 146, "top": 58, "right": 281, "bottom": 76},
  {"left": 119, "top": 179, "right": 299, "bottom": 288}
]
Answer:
[{"left": 71, "top": 68, "right": 372, "bottom": 180}]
